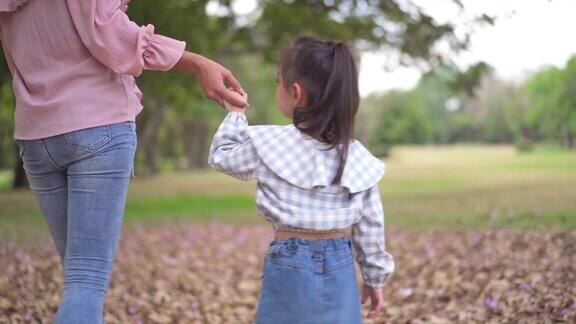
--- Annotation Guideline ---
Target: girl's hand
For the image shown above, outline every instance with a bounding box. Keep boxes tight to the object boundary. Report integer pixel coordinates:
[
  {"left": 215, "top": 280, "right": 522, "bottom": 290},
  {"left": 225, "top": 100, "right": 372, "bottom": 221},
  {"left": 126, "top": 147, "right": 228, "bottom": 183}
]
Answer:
[
  {"left": 361, "top": 284, "right": 383, "bottom": 319},
  {"left": 120, "top": 0, "right": 130, "bottom": 12},
  {"left": 223, "top": 88, "right": 248, "bottom": 113}
]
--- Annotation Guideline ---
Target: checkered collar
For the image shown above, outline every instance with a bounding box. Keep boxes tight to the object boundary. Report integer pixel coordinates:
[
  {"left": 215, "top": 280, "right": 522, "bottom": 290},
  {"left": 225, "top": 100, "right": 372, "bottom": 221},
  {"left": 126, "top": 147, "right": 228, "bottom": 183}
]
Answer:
[{"left": 246, "top": 124, "right": 385, "bottom": 193}]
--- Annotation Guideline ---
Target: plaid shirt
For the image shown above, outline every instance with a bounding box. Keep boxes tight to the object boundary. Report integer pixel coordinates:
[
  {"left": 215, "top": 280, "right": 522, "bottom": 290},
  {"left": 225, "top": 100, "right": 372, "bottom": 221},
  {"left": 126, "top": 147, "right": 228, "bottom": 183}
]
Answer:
[{"left": 208, "top": 112, "right": 394, "bottom": 287}]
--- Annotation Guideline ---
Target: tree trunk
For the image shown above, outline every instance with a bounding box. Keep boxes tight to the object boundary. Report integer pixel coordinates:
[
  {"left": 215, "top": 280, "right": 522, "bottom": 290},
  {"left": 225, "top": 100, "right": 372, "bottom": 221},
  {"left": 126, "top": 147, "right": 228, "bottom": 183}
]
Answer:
[
  {"left": 184, "top": 120, "right": 197, "bottom": 169},
  {"left": 564, "top": 129, "right": 574, "bottom": 150},
  {"left": 12, "top": 155, "right": 28, "bottom": 189},
  {"left": 519, "top": 126, "right": 531, "bottom": 147},
  {"left": 184, "top": 120, "right": 210, "bottom": 169},
  {"left": 193, "top": 122, "right": 209, "bottom": 168},
  {"left": 141, "top": 102, "right": 167, "bottom": 175}
]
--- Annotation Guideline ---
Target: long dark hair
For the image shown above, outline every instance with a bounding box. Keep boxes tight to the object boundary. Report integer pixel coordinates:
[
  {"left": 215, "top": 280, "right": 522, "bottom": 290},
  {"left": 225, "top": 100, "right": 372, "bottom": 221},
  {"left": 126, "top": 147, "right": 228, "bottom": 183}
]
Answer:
[{"left": 280, "top": 36, "right": 360, "bottom": 184}]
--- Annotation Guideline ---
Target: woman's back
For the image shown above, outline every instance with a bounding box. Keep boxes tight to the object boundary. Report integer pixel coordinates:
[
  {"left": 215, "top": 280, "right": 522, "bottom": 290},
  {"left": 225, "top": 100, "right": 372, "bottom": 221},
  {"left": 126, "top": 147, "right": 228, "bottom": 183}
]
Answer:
[
  {"left": 0, "top": 0, "right": 185, "bottom": 140},
  {"left": 0, "top": 0, "right": 142, "bottom": 140},
  {"left": 1, "top": 0, "right": 88, "bottom": 72}
]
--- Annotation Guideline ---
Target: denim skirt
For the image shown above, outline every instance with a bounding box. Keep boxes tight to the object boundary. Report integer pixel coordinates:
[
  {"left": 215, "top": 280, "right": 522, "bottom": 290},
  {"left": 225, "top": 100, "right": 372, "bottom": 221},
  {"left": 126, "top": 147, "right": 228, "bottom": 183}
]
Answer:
[{"left": 256, "top": 237, "right": 362, "bottom": 324}]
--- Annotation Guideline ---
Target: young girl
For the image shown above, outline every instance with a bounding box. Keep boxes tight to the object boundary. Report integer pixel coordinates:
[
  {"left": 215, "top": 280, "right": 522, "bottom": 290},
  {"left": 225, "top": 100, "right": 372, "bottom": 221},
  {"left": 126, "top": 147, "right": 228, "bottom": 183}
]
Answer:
[{"left": 208, "top": 36, "right": 394, "bottom": 323}]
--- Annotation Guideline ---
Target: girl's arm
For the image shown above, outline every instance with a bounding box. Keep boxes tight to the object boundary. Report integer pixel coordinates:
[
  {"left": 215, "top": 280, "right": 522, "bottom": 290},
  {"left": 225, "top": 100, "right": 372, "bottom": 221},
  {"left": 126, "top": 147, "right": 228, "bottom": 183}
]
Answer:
[
  {"left": 352, "top": 185, "right": 394, "bottom": 318},
  {"left": 208, "top": 111, "right": 260, "bottom": 180},
  {"left": 351, "top": 185, "right": 395, "bottom": 288}
]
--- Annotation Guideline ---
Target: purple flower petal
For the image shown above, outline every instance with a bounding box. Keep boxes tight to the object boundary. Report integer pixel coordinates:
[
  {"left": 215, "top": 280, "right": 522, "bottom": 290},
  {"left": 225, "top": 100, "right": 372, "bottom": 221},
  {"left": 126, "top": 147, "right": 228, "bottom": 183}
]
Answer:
[
  {"left": 484, "top": 297, "right": 499, "bottom": 309},
  {"left": 520, "top": 283, "right": 533, "bottom": 291}
]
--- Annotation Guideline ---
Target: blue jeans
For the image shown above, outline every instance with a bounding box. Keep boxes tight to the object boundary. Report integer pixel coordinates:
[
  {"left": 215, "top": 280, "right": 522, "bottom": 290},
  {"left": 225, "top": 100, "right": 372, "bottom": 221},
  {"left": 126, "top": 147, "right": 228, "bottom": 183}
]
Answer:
[
  {"left": 256, "top": 237, "right": 363, "bottom": 324},
  {"left": 17, "top": 122, "right": 136, "bottom": 324}
]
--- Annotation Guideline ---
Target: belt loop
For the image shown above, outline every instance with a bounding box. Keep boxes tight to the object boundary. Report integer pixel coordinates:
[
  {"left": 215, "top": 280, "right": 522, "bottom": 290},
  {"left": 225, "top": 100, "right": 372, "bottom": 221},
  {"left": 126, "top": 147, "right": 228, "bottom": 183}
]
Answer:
[
  {"left": 312, "top": 240, "right": 323, "bottom": 260},
  {"left": 311, "top": 240, "right": 320, "bottom": 253},
  {"left": 269, "top": 244, "right": 282, "bottom": 256}
]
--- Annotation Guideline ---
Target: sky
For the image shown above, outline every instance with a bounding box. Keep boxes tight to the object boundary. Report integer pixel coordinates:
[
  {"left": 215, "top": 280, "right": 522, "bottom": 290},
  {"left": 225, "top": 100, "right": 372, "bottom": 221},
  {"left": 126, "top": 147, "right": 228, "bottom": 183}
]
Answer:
[
  {"left": 214, "top": 0, "right": 576, "bottom": 97},
  {"left": 358, "top": 0, "right": 576, "bottom": 96}
]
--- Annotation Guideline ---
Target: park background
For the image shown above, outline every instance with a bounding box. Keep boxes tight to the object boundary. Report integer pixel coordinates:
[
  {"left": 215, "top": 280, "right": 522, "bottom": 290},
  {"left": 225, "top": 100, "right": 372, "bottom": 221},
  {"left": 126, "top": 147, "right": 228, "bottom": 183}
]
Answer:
[{"left": 0, "top": 0, "right": 575, "bottom": 322}]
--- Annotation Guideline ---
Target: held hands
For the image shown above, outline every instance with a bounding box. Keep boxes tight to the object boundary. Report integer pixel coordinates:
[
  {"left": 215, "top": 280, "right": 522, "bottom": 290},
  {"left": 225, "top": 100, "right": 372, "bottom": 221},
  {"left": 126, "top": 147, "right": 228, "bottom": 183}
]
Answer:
[
  {"left": 175, "top": 52, "right": 247, "bottom": 108},
  {"left": 120, "top": 0, "right": 130, "bottom": 11},
  {"left": 223, "top": 88, "right": 249, "bottom": 113},
  {"left": 361, "top": 284, "right": 384, "bottom": 319}
]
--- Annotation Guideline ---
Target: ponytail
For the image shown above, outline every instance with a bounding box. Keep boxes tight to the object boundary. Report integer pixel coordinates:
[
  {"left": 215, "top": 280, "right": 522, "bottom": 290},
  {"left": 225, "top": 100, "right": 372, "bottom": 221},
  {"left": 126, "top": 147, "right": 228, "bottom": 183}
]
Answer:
[
  {"left": 283, "top": 37, "right": 359, "bottom": 184},
  {"left": 326, "top": 42, "right": 359, "bottom": 183}
]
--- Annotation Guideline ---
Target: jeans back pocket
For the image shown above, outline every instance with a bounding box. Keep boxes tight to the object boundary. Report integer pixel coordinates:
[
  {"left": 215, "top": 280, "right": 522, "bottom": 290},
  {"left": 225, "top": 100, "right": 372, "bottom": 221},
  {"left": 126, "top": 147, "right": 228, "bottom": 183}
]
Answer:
[
  {"left": 64, "top": 125, "right": 112, "bottom": 153},
  {"left": 267, "top": 244, "right": 316, "bottom": 271},
  {"left": 324, "top": 248, "right": 354, "bottom": 273}
]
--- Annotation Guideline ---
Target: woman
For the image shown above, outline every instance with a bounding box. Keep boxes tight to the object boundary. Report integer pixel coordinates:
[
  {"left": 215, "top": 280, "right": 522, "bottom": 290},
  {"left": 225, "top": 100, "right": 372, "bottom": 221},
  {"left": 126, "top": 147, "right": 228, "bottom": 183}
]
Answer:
[{"left": 0, "top": 0, "right": 246, "bottom": 322}]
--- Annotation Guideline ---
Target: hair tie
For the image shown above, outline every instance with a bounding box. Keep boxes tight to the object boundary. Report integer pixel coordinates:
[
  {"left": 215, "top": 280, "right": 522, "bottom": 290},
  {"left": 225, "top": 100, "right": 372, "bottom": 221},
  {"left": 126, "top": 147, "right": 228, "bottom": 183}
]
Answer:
[{"left": 332, "top": 42, "right": 346, "bottom": 54}]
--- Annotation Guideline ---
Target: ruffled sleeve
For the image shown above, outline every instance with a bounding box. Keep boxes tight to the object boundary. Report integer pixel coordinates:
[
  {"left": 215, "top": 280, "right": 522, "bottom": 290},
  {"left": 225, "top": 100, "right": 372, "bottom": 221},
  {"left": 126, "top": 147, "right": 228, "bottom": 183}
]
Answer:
[
  {"left": 0, "top": 0, "right": 31, "bottom": 12},
  {"left": 208, "top": 112, "right": 261, "bottom": 181},
  {"left": 66, "top": 0, "right": 186, "bottom": 77}
]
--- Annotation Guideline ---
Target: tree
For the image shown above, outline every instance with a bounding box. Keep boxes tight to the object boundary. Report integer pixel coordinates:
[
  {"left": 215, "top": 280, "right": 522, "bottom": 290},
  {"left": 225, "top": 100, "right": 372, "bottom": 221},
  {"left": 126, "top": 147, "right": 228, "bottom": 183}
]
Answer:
[
  {"left": 1, "top": 0, "right": 493, "bottom": 187},
  {"left": 557, "top": 56, "right": 576, "bottom": 149},
  {"left": 524, "top": 66, "right": 564, "bottom": 148},
  {"left": 413, "top": 67, "right": 460, "bottom": 144},
  {"left": 503, "top": 85, "right": 534, "bottom": 151},
  {"left": 410, "top": 63, "right": 494, "bottom": 145},
  {"left": 367, "top": 90, "right": 430, "bottom": 157},
  {"left": 466, "top": 76, "right": 514, "bottom": 144}
]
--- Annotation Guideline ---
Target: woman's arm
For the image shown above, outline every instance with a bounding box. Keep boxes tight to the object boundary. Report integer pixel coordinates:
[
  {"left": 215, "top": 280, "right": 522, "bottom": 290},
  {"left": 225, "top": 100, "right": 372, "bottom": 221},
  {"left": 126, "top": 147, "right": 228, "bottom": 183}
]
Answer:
[
  {"left": 66, "top": 0, "right": 184, "bottom": 76},
  {"left": 174, "top": 52, "right": 244, "bottom": 107},
  {"left": 66, "top": 0, "right": 246, "bottom": 107}
]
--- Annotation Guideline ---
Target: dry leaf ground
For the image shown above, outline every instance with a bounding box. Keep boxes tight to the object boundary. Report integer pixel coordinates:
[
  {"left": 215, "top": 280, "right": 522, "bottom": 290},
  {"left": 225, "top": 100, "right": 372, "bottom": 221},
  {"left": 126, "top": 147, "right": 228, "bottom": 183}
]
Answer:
[
  {"left": 1, "top": 146, "right": 575, "bottom": 323},
  {"left": 1, "top": 223, "right": 574, "bottom": 323}
]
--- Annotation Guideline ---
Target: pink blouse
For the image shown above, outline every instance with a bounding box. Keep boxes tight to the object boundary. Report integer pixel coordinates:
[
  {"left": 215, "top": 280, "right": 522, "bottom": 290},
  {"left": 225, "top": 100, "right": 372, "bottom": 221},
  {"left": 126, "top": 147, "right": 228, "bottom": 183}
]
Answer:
[{"left": 0, "top": 0, "right": 186, "bottom": 140}]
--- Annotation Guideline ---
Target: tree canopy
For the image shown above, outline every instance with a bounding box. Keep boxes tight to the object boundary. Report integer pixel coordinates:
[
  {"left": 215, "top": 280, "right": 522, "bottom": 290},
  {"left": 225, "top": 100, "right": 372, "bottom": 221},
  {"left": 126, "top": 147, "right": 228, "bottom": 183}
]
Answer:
[{"left": 0, "top": 0, "right": 524, "bottom": 189}]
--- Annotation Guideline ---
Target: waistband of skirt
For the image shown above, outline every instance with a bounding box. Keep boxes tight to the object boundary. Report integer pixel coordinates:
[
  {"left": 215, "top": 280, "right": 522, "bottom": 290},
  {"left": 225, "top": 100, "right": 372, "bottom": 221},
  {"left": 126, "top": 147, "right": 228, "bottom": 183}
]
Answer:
[{"left": 269, "top": 236, "right": 352, "bottom": 252}]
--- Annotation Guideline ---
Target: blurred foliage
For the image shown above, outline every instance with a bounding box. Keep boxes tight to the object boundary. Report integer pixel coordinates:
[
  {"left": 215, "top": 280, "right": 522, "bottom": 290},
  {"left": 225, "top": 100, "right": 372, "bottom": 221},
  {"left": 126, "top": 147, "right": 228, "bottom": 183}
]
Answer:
[
  {"left": 554, "top": 57, "right": 576, "bottom": 149},
  {"left": 0, "top": 83, "right": 15, "bottom": 170},
  {"left": 367, "top": 90, "right": 429, "bottom": 157},
  {"left": 1, "top": 0, "right": 574, "bottom": 188},
  {"left": 364, "top": 54, "right": 576, "bottom": 156},
  {"left": 1, "top": 0, "right": 489, "bottom": 187}
]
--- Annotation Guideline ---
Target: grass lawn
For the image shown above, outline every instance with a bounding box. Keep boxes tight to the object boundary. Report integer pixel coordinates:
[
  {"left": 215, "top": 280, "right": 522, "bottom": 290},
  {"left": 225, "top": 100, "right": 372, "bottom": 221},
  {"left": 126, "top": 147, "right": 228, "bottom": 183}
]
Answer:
[
  {"left": 1, "top": 145, "right": 575, "bottom": 230},
  {"left": 0, "top": 170, "right": 12, "bottom": 191}
]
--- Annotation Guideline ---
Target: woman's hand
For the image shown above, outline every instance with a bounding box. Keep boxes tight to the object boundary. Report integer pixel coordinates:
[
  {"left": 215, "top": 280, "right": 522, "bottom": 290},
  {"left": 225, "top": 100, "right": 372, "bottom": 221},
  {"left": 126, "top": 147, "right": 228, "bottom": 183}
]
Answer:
[
  {"left": 223, "top": 88, "right": 248, "bottom": 113},
  {"left": 361, "top": 284, "right": 384, "bottom": 319},
  {"left": 174, "top": 52, "right": 247, "bottom": 108}
]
